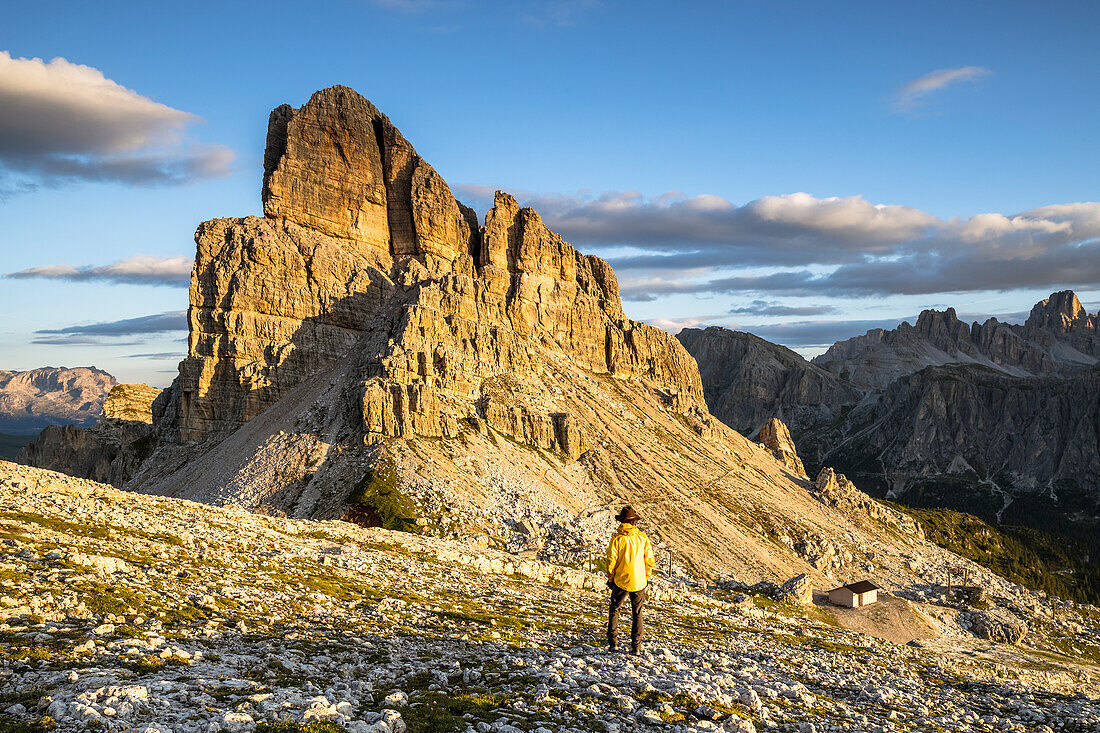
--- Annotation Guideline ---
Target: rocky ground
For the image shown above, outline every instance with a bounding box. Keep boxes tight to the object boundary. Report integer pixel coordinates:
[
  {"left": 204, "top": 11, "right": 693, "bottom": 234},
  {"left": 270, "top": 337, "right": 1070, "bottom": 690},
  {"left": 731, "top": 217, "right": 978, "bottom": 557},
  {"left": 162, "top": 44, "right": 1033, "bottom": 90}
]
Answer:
[{"left": 2, "top": 462, "right": 1099, "bottom": 733}]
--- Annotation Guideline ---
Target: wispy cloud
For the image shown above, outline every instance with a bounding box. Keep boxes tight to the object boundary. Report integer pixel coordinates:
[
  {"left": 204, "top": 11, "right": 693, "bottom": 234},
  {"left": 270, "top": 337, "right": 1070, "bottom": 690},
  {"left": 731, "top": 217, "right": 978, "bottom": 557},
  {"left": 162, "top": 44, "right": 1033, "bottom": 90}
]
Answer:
[
  {"left": 6, "top": 256, "right": 193, "bottom": 286},
  {"left": 892, "top": 66, "right": 992, "bottom": 113},
  {"left": 33, "top": 311, "right": 187, "bottom": 345},
  {"left": 0, "top": 51, "right": 233, "bottom": 189}
]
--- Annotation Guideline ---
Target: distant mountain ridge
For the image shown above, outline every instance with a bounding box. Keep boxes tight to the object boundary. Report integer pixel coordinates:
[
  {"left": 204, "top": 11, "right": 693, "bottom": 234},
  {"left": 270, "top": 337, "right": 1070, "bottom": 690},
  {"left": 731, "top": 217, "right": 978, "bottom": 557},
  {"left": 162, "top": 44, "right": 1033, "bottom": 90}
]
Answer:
[
  {"left": 813, "top": 291, "right": 1100, "bottom": 389},
  {"left": 0, "top": 366, "right": 116, "bottom": 433},
  {"left": 677, "top": 291, "right": 1100, "bottom": 561}
]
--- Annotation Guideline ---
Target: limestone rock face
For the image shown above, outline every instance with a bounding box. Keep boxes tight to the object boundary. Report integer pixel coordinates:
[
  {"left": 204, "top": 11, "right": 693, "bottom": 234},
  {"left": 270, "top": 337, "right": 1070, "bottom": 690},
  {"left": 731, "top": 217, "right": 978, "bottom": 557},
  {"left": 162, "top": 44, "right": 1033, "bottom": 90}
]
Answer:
[
  {"left": 101, "top": 384, "right": 162, "bottom": 423},
  {"left": 262, "top": 88, "right": 390, "bottom": 250},
  {"left": 161, "top": 215, "right": 396, "bottom": 442},
  {"left": 156, "top": 86, "right": 703, "bottom": 449},
  {"left": 963, "top": 609, "right": 1026, "bottom": 644},
  {"left": 0, "top": 367, "right": 116, "bottom": 433},
  {"left": 757, "top": 418, "right": 805, "bottom": 476},
  {"left": 809, "top": 365, "right": 1100, "bottom": 529}
]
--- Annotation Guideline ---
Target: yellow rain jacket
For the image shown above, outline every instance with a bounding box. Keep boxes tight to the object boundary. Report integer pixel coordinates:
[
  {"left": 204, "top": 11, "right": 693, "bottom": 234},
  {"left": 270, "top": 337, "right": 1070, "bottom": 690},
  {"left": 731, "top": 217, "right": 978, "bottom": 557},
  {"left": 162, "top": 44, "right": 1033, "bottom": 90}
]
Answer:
[{"left": 606, "top": 523, "right": 655, "bottom": 592}]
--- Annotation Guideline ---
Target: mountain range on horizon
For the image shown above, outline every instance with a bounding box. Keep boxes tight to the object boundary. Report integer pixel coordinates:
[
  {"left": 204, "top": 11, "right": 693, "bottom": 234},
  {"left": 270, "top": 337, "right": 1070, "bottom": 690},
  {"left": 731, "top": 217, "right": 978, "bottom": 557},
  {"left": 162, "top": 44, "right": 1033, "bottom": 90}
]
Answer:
[{"left": 678, "top": 290, "right": 1100, "bottom": 561}]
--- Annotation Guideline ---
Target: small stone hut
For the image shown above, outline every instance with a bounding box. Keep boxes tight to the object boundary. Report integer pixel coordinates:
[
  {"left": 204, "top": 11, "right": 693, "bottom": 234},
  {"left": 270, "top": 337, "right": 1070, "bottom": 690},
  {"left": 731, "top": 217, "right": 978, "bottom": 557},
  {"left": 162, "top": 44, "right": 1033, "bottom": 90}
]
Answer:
[{"left": 828, "top": 580, "right": 880, "bottom": 608}]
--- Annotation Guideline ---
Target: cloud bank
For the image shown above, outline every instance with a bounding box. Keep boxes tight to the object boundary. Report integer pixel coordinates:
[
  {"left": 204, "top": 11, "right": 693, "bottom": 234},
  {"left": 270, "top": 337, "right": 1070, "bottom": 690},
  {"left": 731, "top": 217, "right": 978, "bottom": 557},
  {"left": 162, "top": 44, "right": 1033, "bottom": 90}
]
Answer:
[
  {"left": 0, "top": 51, "right": 233, "bottom": 187},
  {"left": 454, "top": 186, "right": 1100, "bottom": 300},
  {"left": 893, "top": 66, "right": 992, "bottom": 113},
  {"left": 6, "top": 256, "right": 193, "bottom": 286}
]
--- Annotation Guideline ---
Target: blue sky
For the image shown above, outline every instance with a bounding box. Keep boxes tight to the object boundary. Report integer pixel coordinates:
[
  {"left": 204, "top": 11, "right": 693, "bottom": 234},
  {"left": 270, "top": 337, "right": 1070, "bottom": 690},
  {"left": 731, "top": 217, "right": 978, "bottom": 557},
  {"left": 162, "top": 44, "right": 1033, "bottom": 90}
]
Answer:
[{"left": 2, "top": 0, "right": 1099, "bottom": 385}]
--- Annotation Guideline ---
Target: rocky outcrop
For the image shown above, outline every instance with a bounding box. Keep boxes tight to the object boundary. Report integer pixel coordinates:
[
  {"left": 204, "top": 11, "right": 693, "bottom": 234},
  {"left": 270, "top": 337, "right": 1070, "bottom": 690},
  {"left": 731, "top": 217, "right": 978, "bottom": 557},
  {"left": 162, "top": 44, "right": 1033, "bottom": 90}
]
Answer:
[
  {"left": 776, "top": 573, "right": 813, "bottom": 605},
  {"left": 158, "top": 86, "right": 702, "bottom": 447},
  {"left": 101, "top": 384, "right": 161, "bottom": 422},
  {"left": 811, "top": 468, "right": 924, "bottom": 539},
  {"left": 676, "top": 328, "right": 862, "bottom": 437},
  {"left": 814, "top": 293, "right": 1100, "bottom": 390},
  {"left": 20, "top": 384, "right": 161, "bottom": 486},
  {"left": 962, "top": 609, "right": 1027, "bottom": 644},
  {"left": 757, "top": 418, "right": 805, "bottom": 477},
  {"left": 0, "top": 367, "right": 116, "bottom": 433}
]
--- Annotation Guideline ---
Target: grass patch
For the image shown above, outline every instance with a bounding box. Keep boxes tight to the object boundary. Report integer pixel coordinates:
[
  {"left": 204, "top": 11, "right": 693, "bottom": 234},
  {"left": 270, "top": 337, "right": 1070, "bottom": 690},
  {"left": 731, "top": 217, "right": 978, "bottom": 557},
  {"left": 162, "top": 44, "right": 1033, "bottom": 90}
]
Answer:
[
  {"left": 255, "top": 723, "right": 342, "bottom": 733},
  {"left": 0, "top": 512, "right": 109, "bottom": 540},
  {"left": 122, "top": 655, "right": 165, "bottom": 674},
  {"left": 402, "top": 692, "right": 502, "bottom": 733},
  {"left": 0, "top": 718, "right": 56, "bottom": 733},
  {"left": 346, "top": 459, "right": 419, "bottom": 533},
  {"left": 81, "top": 581, "right": 144, "bottom": 617}
]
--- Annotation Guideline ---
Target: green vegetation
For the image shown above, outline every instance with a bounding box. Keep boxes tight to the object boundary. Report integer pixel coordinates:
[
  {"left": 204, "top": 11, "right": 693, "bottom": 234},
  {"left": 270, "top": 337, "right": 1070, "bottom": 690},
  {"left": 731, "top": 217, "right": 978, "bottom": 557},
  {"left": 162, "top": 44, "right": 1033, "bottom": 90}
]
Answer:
[
  {"left": 255, "top": 723, "right": 342, "bottom": 733},
  {"left": 346, "top": 459, "right": 419, "bottom": 532},
  {"left": 0, "top": 718, "right": 56, "bottom": 733},
  {"left": 889, "top": 503, "right": 1100, "bottom": 604},
  {"left": 0, "top": 512, "right": 110, "bottom": 540},
  {"left": 123, "top": 655, "right": 166, "bottom": 674},
  {"left": 402, "top": 692, "right": 502, "bottom": 733},
  {"left": 82, "top": 581, "right": 144, "bottom": 616}
]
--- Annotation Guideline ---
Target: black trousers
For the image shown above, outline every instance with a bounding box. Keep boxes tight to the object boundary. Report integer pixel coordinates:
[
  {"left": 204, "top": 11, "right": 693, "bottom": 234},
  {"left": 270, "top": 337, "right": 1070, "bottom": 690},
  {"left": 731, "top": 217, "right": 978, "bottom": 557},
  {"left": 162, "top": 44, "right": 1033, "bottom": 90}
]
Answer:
[{"left": 607, "top": 581, "right": 646, "bottom": 650}]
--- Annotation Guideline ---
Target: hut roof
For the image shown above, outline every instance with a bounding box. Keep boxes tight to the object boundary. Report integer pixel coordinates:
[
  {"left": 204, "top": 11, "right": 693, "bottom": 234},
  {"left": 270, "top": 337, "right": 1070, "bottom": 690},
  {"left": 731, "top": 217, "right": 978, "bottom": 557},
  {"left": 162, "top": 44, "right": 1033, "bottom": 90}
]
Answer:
[{"left": 829, "top": 580, "right": 880, "bottom": 594}]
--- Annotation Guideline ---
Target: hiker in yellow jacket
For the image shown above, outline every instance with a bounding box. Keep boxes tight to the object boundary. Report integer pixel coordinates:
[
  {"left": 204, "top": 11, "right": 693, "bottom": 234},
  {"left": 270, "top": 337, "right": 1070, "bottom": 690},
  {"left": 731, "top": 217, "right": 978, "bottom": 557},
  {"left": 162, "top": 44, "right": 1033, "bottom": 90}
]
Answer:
[{"left": 605, "top": 505, "right": 655, "bottom": 654}]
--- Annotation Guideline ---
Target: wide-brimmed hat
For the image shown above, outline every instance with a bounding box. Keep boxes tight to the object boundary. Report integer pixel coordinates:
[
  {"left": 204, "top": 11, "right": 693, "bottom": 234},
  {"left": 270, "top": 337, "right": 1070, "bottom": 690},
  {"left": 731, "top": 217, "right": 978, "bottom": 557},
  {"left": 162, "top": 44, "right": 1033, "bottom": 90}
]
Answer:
[{"left": 615, "top": 506, "right": 640, "bottom": 523}]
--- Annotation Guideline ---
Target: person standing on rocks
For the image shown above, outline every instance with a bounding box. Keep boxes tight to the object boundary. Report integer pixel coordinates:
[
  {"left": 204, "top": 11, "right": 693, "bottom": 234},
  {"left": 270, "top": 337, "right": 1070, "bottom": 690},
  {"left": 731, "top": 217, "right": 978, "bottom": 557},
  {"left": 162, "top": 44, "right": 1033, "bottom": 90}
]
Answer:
[{"left": 605, "top": 506, "right": 655, "bottom": 654}]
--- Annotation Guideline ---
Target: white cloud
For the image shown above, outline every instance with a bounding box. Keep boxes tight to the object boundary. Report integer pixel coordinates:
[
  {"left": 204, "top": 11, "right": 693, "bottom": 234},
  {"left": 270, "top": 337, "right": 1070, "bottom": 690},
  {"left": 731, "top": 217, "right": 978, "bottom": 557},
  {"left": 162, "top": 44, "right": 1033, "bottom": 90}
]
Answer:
[
  {"left": 0, "top": 51, "right": 233, "bottom": 187},
  {"left": 6, "top": 255, "right": 193, "bottom": 286},
  {"left": 892, "top": 66, "right": 992, "bottom": 113}
]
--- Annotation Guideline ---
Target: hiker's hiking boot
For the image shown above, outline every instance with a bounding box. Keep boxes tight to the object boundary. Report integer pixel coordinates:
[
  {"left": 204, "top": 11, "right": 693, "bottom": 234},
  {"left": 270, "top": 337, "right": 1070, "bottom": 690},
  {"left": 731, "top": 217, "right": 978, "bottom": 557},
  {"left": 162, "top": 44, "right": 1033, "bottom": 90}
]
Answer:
[{"left": 629, "top": 645, "right": 641, "bottom": 656}]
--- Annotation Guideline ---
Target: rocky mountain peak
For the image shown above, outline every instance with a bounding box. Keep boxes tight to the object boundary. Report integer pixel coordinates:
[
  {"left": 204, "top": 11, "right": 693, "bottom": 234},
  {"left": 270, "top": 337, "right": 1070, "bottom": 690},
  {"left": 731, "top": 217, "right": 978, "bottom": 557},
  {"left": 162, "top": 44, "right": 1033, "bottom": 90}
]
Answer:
[
  {"left": 1025, "top": 289, "right": 1090, "bottom": 332},
  {"left": 912, "top": 307, "right": 969, "bottom": 343},
  {"left": 261, "top": 85, "right": 476, "bottom": 269},
  {"left": 814, "top": 290, "right": 1100, "bottom": 388}
]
